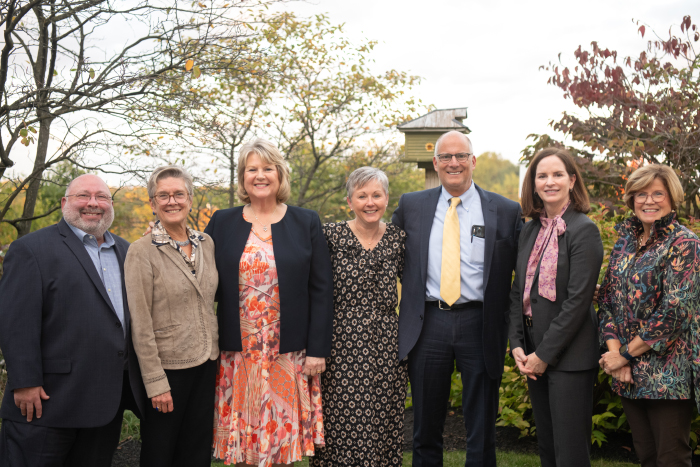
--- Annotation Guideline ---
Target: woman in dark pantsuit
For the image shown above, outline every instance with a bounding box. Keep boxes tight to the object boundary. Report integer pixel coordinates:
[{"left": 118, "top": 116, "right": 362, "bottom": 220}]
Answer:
[{"left": 508, "top": 148, "right": 603, "bottom": 467}]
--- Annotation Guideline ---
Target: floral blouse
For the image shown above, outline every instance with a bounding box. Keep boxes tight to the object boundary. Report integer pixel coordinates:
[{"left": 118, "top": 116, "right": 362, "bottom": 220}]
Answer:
[{"left": 598, "top": 211, "right": 700, "bottom": 402}]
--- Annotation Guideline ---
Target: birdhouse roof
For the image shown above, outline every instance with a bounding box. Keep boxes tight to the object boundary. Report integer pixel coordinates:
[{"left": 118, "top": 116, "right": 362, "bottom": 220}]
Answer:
[{"left": 398, "top": 107, "right": 470, "bottom": 133}]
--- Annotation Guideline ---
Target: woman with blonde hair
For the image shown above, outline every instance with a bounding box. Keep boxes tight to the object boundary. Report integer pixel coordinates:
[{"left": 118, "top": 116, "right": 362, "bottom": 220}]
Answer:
[
  {"left": 598, "top": 164, "right": 700, "bottom": 467},
  {"left": 207, "top": 138, "right": 334, "bottom": 467}
]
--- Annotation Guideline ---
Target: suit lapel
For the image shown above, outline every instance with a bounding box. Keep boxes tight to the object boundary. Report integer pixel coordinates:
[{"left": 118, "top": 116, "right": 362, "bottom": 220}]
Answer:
[
  {"left": 419, "top": 187, "right": 442, "bottom": 287},
  {"left": 520, "top": 220, "right": 542, "bottom": 292},
  {"left": 58, "top": 219, "right": 117, "bottom": 316},
  {"left": 478, "top": 185, "right": 496, "bottom": 293}
]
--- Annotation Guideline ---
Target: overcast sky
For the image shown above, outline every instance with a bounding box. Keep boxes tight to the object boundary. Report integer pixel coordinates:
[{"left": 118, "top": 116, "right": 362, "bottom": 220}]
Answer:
[
  {"left": 6, "top": 0, "right": 696, "bottom": 180},
  {"left": 282, "top": 0, "right": 695, "bottom": 164}
]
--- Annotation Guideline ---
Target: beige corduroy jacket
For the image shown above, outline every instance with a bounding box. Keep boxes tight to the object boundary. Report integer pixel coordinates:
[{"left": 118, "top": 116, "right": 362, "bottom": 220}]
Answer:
[{"left": 124, "top": 231, "right": 219, "bottom": 398}]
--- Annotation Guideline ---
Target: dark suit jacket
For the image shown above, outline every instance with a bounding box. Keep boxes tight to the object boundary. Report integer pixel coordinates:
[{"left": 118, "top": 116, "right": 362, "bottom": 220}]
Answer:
[
  {"left": 204, "top": 205, "right": 334, "bottom": 357},
  {"left": 392, "top": 184, "right": 523, "bottom": 378},
  {"left": 0, "top": 219, "right": 147, "bottom": 427},
  {"left": 508, "top": 207, "right": 603, "bottom": 370}
]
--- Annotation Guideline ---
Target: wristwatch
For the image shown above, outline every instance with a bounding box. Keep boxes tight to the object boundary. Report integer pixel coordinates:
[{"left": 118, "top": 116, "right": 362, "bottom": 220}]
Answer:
[{"left": 619, "top": 344, "right": 634, "bottom": 361}]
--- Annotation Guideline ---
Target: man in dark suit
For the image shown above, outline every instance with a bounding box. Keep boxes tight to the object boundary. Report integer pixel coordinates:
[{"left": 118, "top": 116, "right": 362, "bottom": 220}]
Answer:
[
  {"left": 0, "top": 174, "right": 146, "bottom": 467},
  {"left": 392, "top": 131, "right": 522, "bottom": 467}
]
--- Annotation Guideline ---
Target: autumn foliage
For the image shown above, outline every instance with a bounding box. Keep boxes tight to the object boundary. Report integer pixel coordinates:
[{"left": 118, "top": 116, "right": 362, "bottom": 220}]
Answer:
[{"left": 523, "top": 15, "right": 700, "bottom": 215}]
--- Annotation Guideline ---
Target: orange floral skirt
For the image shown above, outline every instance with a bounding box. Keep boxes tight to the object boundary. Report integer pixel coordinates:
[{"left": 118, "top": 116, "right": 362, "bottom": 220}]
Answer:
[{"left": 213, "top": 228, "right": 324, "bottom": 466}]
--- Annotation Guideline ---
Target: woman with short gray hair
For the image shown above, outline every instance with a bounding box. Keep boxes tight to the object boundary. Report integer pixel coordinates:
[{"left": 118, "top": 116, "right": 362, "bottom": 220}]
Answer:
[
  {"left": 312, "top": 166, "right": 408, "bottom": 467},
  {"left": 125, "top": 165, "right": 219, "bottom": 467}
]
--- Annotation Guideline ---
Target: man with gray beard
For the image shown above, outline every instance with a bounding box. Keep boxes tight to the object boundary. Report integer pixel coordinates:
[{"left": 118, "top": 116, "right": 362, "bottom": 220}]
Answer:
[{"left": 0, "top": 174, "right": 147, "bottom": 467}]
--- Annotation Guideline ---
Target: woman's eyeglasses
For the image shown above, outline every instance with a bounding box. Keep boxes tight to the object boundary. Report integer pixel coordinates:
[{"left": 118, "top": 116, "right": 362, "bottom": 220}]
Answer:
[{"left": 634, "top": 191, "right": 666, "bottom": 203}]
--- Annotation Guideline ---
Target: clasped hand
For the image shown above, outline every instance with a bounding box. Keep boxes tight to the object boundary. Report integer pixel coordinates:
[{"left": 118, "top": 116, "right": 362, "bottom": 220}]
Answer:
[
  {"left": 512, "top": 347, "right": 548, "bottom": 380},
  {"left": 599, "top": 352, "right": 633, "bottom": 383}
]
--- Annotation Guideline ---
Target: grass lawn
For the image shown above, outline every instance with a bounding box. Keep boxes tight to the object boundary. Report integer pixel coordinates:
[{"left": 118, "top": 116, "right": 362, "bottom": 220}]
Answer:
[{"left": 211, "top": 451, "right": 638, "bottom": 466}]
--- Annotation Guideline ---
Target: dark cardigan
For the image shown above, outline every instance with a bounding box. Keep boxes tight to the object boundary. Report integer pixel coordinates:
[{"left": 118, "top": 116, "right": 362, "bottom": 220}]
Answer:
[{"left": 204, "top": 205, "right": 334, "bottom": 357}]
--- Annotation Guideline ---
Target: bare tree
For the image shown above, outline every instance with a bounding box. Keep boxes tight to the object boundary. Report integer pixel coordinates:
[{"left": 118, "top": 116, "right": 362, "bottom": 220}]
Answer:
[{"left": 0, "top": 0, "right": 283, "bottom": 237}]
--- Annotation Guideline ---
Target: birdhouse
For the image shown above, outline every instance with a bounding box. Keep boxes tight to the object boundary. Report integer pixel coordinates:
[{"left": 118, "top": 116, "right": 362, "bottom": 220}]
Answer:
[{"left": 398, "top": 108, "right": 470, "bottom": 189}]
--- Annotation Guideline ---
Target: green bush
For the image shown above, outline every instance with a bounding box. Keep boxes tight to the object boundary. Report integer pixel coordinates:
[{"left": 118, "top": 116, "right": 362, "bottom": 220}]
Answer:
[{"left": 406, "top": 205, "right": 700, "bottom": 449}]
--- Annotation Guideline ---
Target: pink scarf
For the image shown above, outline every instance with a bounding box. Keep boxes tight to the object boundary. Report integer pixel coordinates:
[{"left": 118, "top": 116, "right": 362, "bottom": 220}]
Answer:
[{"left": 522, "top": 201, "right": 570, "bottom": 317}]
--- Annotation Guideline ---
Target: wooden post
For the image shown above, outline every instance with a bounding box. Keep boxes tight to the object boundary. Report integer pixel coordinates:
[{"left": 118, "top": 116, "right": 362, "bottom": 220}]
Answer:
[{"left": 419, "top": 162, "right": 440, "bottom": 189}]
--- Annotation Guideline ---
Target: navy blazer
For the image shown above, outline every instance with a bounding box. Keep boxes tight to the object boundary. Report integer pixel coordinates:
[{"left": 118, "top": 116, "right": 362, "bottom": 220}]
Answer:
[
  {"left": 392, "top": 184, "right": 523, "bottom": 378},
  {"left": 508, "top": 207, "right": 603, "bottom": 370},
  {"left": 0, "top": 219, "right": 147, "bottom": 427},
  {"left": 204, "top": 205, "right": 334, "bottom": 357}
]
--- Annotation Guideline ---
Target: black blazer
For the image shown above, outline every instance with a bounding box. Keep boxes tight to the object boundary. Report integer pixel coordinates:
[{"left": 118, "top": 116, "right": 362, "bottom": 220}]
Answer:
[
  {"left": 392, "top": 184, "right": 523, "bottom": 378},
  {"left": 0, "top": 219, "right": 147, "bottom": 427},
  {"left": 204, "top": 205, "right": 334, "bottom": 357},
  {"left": 508, "top": 207, "right": 604, "bottom": 370}
]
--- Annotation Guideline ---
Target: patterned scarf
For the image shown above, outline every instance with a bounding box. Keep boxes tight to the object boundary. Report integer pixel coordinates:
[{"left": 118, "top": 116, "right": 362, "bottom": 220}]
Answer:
[{"left": 523, "top": 201, "right": 570, "bottom": 317}]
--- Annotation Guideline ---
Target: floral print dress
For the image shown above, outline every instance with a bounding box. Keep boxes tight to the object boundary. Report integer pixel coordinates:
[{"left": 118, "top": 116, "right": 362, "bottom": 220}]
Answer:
[
  {"left": 597, "top": 212, "right": 700, "bottom": 403},
  {"left": 213, "top": 220, "right": 324, "bottom": 467}
]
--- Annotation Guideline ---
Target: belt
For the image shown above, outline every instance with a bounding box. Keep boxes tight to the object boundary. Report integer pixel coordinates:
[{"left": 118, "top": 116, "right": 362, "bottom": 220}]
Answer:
[
  {"left": 426, "top": 300, "right": 483, "bottom": 311},
  {"left": 524, "top": 315, "right": 533, "bottom": 327}
]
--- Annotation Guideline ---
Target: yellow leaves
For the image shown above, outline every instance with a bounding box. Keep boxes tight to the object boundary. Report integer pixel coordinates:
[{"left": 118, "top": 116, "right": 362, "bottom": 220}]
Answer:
[{"left": 185, "top": 60, "right": 201, "bottom": 79}]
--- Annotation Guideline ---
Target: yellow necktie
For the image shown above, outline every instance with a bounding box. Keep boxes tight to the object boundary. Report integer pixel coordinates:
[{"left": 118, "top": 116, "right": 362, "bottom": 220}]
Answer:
[{"left": 441, "top": 197, "right": 462, "bottom": 306}]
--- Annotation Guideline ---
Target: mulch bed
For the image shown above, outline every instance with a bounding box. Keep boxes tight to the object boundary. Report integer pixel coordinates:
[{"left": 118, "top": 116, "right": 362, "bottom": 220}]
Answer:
[{"left": 111, "top": 408, "right": 700, "bottom": 466}]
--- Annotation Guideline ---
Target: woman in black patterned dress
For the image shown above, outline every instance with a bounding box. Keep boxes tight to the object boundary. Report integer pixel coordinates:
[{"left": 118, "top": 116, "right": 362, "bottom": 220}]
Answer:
[{"left": 312, "top": 167, "right": 407, "bottom": 467}]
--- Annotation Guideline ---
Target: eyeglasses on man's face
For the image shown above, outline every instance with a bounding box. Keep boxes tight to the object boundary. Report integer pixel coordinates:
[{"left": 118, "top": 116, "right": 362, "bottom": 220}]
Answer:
[
  {"left": 436, "top": 153, "right": 472, "bottom": 163},
  {"left": 634, "top": 191, "right": 666, "bottom": 203},
  {"left": 65, "top": 193, "right": 112, "bottom": 203},
  {"left": 153, "top": 191, "right": 189, "bottom": 204}
]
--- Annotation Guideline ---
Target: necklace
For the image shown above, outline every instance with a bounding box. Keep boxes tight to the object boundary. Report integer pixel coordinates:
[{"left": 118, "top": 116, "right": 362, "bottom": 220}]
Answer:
[
  {"left": 250, "top": 204, "right": 278, "bottom": 232},
  {"left": 351, "top": 220, "right": 382, "bottom": 250},
  {"left": 174, "top": 238, "right": 190, "bottom": 247}
]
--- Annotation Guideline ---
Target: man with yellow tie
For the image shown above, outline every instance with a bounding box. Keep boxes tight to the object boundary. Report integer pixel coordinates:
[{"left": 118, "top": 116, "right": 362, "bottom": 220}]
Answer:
[{"left": 392, "top": 130, "right": 522, "bottom": 467}]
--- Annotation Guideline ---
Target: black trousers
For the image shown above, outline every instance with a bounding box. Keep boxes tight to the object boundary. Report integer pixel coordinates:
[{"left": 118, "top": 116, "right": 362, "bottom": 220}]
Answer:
[
  {"left": 139, "top": 359, "right": 217, "bottom": 467},
  {"left": 527, "top": 368, "right": 597, "bottom": 467},
  {"left": 0, "top": 371, "right": 139, "bottom": 467},
  {"left": 621, "top": 397, "right": 692, "bottom": 467},
  {"left": 524, "top": 324, "right": 596, "bottom": 467},
  {"left": 408, "top": 303, "right": 499, "bottom": 467}
]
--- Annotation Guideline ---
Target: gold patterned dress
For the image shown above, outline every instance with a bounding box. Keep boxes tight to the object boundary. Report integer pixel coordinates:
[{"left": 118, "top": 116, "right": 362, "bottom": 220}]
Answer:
[{"left": 213, "top": 220, "right": 324, "bottom": 467}]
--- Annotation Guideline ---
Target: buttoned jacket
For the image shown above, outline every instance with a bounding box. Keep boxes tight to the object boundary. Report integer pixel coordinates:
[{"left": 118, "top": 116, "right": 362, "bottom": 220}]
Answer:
[
  {"left": 124, "top": 231, "right": 219, "bottom": 398},
  {"left": 508, "top": 207, "right": 603, "bottom": 370},
  {"left": 0, "top": 219, "right": 147, "bottom": 427},
  {"left": 392, "top": 184, "right": 523, "bottom": 378}
]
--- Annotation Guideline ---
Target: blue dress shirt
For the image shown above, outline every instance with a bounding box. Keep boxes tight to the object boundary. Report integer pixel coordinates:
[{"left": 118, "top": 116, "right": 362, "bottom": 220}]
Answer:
[
  {"left": 426, "top": 183, "right": 485, "bottom": 303},
  {"left": 68, "top": 223, "right": 126, "bottom": 335}
]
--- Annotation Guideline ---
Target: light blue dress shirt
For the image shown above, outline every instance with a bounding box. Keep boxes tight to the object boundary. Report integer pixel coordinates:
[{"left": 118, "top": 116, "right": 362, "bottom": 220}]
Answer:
[
  {"left": 68, "top": 223, "right": 126, "bottom": 335},
  {"left": 426, "top": 183, "right": 485, "bottom": 304}
]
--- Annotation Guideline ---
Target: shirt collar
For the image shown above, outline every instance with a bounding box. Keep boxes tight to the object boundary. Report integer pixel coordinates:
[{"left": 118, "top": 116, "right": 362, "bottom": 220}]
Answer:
[
  {"left": 440, "top": 182, "right": 477, "bottom": 207},
  {"left": 67, "top": 221, "right": 115, "bottom": 247},
  {"left": 151, "top": 220, "right": 204, "bottom": 248}
]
